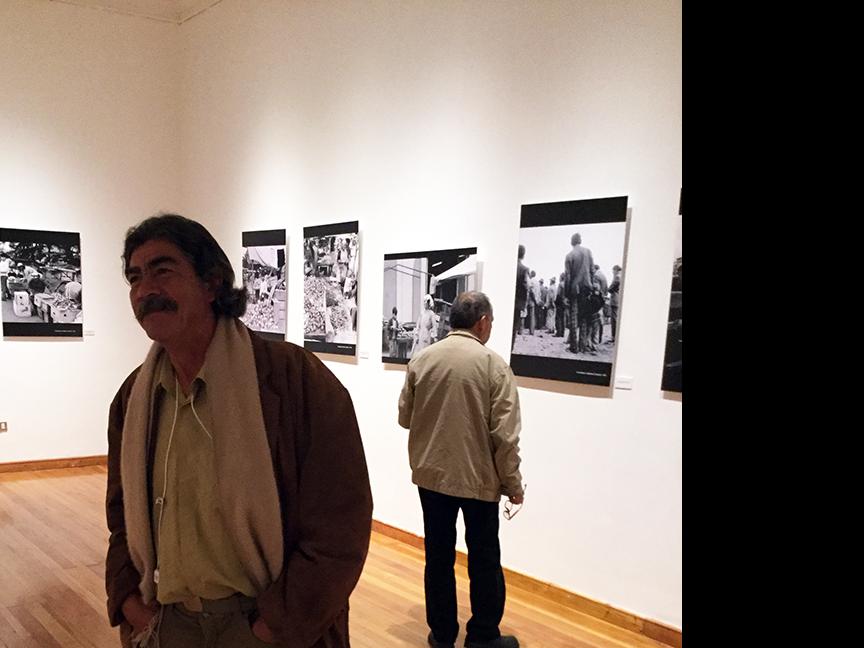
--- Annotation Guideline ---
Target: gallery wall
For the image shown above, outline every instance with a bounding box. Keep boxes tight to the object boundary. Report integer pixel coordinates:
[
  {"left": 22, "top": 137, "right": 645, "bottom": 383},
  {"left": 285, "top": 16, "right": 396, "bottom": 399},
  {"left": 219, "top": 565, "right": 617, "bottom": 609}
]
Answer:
[
  {"left": 0, "top": 1, "right": 181, "bottom": 461},
  {"left": 176, "top": 0, "right": 682, "bottom": 629},
  {"left": 0, "top": 0, "right": 682, "bottom": 632}
]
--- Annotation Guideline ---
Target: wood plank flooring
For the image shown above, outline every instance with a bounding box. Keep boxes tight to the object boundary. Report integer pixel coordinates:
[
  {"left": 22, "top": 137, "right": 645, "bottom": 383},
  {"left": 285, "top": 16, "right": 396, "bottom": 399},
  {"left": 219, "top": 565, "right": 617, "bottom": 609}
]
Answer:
[{"left": 0, "top": 467, "right": 668, "bottom": 647}]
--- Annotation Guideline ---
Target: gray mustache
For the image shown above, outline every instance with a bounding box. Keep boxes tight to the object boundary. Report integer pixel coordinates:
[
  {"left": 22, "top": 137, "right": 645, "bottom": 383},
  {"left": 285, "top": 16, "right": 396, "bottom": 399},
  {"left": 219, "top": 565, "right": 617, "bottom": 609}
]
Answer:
[{"left": 136, "top": 295, "right": 178, "bottom": 320}]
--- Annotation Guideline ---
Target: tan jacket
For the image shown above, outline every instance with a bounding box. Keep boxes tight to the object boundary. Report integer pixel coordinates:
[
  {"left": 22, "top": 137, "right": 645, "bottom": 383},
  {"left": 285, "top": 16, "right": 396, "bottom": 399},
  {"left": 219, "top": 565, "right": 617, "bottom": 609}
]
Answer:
[{"left": 398, "top": 330, "right": 523, "bottom": 502}]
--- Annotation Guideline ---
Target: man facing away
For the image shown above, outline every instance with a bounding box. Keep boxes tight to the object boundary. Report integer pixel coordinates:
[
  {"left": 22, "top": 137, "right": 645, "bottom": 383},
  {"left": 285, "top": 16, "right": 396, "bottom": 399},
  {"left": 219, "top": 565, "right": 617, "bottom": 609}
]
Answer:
[
  {"left": 398, "top": 291, "right": 525, "bottom": 648},
  {"left": 592, "top": 265, "right": 608, "bottom": 344},
  {"left": 545, "top": 277, "right": 556, "bottom": 333},
  {"left": 105, "top": 213, "right": 372, "bottom": 647},
  {"left": 511, "top": 245, "right": 529, "bottom": 350},
  {"left": 563, "top": 232, "right": 595, "bottom": 354},
  {"left": 388, "top": 306, "right": 400, "bottom": 357},
  {"left": 608, "top": 264, "right": 622, "bottom": 342},
  {"left": 537, "top": 278, "right": 547, "bottom": 333},
  {"left": 554, "top": 272, "right": 567, "bottom": 337}
]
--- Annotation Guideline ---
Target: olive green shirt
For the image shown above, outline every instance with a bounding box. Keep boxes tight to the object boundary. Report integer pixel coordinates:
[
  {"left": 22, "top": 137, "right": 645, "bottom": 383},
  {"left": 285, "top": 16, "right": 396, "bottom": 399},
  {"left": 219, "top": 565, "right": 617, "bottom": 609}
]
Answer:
[{"left": 151, "top": 350, "right": 257, "bottom": 604}]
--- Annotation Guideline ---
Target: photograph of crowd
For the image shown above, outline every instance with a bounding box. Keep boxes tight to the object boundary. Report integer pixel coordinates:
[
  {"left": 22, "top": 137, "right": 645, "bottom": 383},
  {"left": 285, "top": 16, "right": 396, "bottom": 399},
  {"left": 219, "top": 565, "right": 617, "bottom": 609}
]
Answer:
[
  {"left": 0, "top": 228, "right": 83, "bottom": 337},
  {"left": 303, "top": 221, "right": 359, "bottom": 355},
  {"left": 510, "top": 197, "right": 628, "bottom": 386},
  {"left": 240, "top": 229, "right": 287, "bottom": 342},
  {"left": 382, "top": 247, "right": 478, "bottom": 364},
  {"left": 661, "top": 192, "right": 682, "bottom": 393}
]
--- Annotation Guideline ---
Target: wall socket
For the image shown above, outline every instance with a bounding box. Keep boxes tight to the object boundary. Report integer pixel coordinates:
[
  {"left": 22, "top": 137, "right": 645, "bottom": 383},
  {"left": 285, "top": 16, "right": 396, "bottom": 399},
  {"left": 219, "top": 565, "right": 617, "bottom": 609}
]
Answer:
[{"left": 0, "top": 421, "right": 8, "bottom": 433}]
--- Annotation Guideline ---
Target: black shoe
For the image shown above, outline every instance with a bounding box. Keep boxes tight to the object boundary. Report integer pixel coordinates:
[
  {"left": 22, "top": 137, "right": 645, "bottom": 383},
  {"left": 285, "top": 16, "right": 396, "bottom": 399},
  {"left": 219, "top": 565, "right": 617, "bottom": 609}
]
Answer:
[
  {"left": 464, "top": 636, "right": 519, "bottom": 648},
  {"left": 428, "top": 631, "right": 455, "bottom": 648}
]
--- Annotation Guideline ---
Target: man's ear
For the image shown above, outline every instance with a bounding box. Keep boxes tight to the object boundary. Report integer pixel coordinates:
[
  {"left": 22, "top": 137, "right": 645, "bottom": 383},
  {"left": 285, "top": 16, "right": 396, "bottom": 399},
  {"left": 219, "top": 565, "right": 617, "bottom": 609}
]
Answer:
[{"left": 205, "top": 274, "right": 221, "bottom": 301}]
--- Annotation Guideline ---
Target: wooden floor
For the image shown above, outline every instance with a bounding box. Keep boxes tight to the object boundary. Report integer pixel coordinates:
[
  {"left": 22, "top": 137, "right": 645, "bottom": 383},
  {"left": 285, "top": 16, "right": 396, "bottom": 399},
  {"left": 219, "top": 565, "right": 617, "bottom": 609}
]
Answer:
[{"left": 0, "top": 466, "right": 667, "bottom": 648}]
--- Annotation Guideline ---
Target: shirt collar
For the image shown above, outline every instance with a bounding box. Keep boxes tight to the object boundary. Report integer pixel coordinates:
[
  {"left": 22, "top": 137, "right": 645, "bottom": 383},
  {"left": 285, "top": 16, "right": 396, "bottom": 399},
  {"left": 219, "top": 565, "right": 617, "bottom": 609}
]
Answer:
[{"left": 155, "top": 346, "right": 210, "bottom": 402}]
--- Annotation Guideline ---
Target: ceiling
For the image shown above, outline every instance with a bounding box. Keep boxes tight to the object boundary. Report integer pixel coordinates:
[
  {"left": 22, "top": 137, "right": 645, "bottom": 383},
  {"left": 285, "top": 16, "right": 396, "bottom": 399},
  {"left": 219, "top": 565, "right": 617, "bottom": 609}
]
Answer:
[{"left": 49, "top": 0, "right": 224, "bottom": 24}]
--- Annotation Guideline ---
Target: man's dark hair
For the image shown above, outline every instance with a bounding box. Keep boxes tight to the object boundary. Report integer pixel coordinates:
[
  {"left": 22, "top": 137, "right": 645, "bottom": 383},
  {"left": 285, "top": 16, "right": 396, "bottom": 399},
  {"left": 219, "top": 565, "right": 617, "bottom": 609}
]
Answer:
[
  {"left": 449, "top": 291, "right": 492, "bottom": 329},
  {"left": 518, "top": 244, "right": 525, "bottom": 260},
  {"left": 122, "top": 213, "right": 247, "bottom": 318},
  {"left": 571, "top": 232, "right": 582, "bottom": 246},
  {"left": 392, "top": 306, "right": 398, "bottom": 315}
]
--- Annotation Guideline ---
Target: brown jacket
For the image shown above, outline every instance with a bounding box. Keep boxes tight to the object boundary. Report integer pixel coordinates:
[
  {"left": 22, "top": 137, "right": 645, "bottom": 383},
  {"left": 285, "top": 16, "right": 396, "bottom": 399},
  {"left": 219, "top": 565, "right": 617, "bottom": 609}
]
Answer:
[{"left": 105, "top": 331, "right": 373, "bottom": 647}]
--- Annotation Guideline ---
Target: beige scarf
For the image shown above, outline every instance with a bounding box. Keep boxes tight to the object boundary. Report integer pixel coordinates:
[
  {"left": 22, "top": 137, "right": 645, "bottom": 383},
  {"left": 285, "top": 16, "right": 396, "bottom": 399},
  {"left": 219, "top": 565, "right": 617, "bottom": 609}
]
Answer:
[{"left": 120, "top": 318, "right": 283, "bottom": 603}]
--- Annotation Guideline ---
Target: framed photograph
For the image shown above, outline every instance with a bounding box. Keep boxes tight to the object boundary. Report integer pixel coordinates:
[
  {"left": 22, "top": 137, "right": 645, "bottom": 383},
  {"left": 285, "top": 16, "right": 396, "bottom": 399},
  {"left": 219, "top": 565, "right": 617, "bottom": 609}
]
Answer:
[
  {"left": 240, "top": 229, "right": 287, "bottom": 342},
  {"left": 1, "top": 228, "right": 83, "bottom": 338},
  {"left": 661, "top": 190, "right": 682, "bottom": 392},
  {"left": 510, "top": 197, "right": 628, "bottom": 386},
  {"left": 303, "top": 221, "right": 359, "bottom": 355},
  {"left": 382, "top": 247, "right": 479, "bottom": 364}
]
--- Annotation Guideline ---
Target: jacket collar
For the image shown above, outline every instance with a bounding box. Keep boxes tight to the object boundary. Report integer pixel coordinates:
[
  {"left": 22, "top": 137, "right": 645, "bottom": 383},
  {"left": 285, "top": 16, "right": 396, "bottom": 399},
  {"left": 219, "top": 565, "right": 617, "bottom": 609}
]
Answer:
[{"left": 447, "top": 329, "right": 482, "bottom": 344}]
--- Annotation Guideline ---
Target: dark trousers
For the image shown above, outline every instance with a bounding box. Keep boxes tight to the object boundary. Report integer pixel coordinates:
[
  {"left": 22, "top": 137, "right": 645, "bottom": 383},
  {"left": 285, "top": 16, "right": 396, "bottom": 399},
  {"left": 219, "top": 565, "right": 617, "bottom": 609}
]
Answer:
[
  {"left": 555, "top": 302, "right": 565, "bottom": 336},
  {"left": 568, "top": 299, "right": 580, "bottom": 350},
  {"left": 512, "top": 305, "right": 523, "bottom": 350},
  {"left": 419, "top": 487, "right": 505, "bottom": 644},
  {"left": 568, "top": 295, "right": 596, "bottom": 352}
]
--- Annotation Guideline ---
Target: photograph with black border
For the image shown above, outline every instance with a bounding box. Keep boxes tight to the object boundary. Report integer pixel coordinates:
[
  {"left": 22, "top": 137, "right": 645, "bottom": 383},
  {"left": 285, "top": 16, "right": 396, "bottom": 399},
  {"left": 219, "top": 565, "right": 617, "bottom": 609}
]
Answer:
[
  {"left": 1, "top": 228, "right": 83, "bottom": 338},
  {"left": 661, "top": 189, "right": 682, "bottom": 393},
  {"left": 240, "top": 229, "right": 287, "bottom": 342},
  {"left": 510, "top": 197, "right": 628, "bottom": 386},
  {"left": 302, "top": 221, "right": 359, "bottom": 356},
  {"left": 382, "top": 247, "right": 479, "bottom": 364}
]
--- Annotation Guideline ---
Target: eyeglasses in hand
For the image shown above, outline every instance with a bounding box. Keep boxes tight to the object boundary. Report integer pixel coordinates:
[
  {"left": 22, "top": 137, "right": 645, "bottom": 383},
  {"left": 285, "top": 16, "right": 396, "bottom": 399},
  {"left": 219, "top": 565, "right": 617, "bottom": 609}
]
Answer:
[{"left": 503, "top": 483, "right": 526, "bottom": 520}]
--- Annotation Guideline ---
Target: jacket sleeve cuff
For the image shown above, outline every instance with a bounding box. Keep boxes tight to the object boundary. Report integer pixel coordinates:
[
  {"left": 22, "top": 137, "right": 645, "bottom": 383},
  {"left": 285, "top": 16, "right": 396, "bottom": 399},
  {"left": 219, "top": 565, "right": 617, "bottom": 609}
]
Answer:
[{"left": 107, "top": 565, "right": 142, "bottom": 627}]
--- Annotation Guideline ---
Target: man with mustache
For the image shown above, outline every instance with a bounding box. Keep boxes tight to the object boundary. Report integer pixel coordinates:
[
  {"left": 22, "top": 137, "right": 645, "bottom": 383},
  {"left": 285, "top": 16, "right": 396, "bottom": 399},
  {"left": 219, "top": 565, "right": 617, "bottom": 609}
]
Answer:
[{"left": 105, "top": 214, "right": 373, "bottom": 647}]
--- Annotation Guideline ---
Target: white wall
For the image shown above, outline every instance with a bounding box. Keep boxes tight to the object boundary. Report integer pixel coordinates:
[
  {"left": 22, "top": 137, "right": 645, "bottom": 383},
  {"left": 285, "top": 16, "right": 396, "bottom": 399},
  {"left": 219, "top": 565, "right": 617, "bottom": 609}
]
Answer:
[
  {"left": 177, "top": 0, "right": 682, "bottom": 629},
  {"left": 0, "top": 0, "right": 181, "bottom": 461},
  {"left": 1, "top": 0, "right": 682, "bottom": 632}
]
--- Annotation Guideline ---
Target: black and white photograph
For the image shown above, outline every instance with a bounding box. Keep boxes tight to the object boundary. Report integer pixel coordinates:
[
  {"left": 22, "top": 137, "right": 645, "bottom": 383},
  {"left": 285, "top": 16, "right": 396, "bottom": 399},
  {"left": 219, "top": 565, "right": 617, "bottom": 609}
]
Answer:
[
  {"left": 661, "top": 190, "right": 682, "bottom": 393},
  {"left": 382, "top": 247, "right": 479, "bottom": 364},
  {"left": 0, "top": 228, "right": 83, "bottom": 338},
  {"left": 303, "top": 221, "right": 359, "bottom": 355},
  {"left": 240, "top": 229, "right": 287, "bottom": 342},
  {"left": 510, "top": 197, "right": 628, "bottom": 386}
]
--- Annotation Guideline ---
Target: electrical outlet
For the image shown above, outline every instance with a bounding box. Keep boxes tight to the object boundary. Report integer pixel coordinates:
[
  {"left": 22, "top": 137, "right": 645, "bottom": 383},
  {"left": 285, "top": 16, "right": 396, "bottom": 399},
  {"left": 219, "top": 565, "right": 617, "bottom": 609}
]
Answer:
[{"left": 0, "top": 421, "right": 8, "bottom": 433}]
